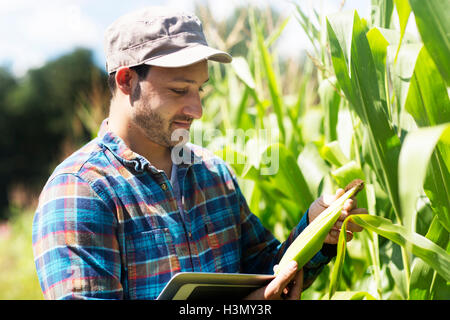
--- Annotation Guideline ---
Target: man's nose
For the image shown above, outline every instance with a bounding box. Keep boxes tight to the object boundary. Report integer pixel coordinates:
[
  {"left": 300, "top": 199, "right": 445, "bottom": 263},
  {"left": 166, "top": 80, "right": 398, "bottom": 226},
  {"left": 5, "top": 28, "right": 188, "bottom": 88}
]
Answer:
[{"left": 182, "top": 92, "right": 203, "bottom": 119}]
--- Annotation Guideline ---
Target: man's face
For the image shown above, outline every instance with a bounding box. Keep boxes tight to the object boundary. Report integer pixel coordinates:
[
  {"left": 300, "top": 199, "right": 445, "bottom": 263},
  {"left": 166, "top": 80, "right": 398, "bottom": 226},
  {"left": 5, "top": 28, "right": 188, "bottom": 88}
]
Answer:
[{"left": 130, "top": 61, "right": 208, "bottom": 147}]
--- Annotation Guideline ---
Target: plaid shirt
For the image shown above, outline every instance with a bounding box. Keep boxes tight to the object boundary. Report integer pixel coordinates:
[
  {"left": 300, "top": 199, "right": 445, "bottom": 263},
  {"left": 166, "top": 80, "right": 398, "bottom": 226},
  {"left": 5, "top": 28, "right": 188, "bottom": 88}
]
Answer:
[{"left": 32, "top": 119, "right": 335, "bottom": 300}]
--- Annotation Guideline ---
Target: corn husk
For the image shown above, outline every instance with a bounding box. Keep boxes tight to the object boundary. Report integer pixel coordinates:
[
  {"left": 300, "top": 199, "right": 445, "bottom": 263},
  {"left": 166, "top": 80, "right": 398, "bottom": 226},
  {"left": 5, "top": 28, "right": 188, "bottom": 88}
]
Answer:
[{"left": 275, "top": 179, "right": 364, "bottom": 275}]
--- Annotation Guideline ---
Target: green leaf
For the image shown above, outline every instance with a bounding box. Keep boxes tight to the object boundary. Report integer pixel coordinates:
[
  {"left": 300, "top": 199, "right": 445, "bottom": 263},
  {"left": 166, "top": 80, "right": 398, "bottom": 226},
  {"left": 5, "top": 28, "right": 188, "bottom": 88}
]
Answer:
[
  {"left": 404, "top": 47, "right": 450, "bottom": 232},
  {"left": 410, "top": 216, "right": 449, "bottom": 300},
  {"left": 254, "top": 21, "right": 286, "bottom": 143},
  {"left": 297, "top": 142, "right": 330, "bottom": 198},
  {"left": 319, "top": 77, "right": 341, "bottom": 142},
  {"left": 214, "top": 146, "right": 247, "bottom": 177},
  {"left": 405, "top": 47, "right": 450, "bottom": 128},
  {"left": 332, "top": 161, "right": 369, "bottom": 212},
  {"left": 320, "top": 141, "right": 350, "bottom": 167},
  {"left": 366, "top": 27, "right": 390, "bottom": 120},
  {"left": 371, "top": 0, "right": 394, "bottom": 28},
  {"left": 393, "top": 0, "right": 412, "bottom": 60},
  {"left": 329, "top": 214, "right": 450, "bottom": 298},
  {"left": 265, "top": 16, "right": 291, "bottom": 48},
  {"left": 399, "top": 124, "right": 450, "bottom": 235},
  {"left": 331, "top": 161, "right": 365, "bottom": 189},
  {"left": 391, "top": 43, "right": 422, "bottom": 130},
  {"left": 409, "top": 0, "right": 450, "bottom": 86},
  {"left": 326, "top": 11, "right": 356, "bottom": 106},
  {"left": 262, "top": 144, "right": 314, "bottom": 214},
  {"left": 358, "top": 215, "right": 450, "bottom": 281},
  {"left": 293, "top": 1, "right": 320, "bottom": 55},
  {"left": 277, "top": 184, "right": 363, "bottom": 274},
  {"left": 328, "top": 11, "right": 402, "bottom": 220},
  {"left": 324, "top": 291, "right": 377, "bottom": 300},
  {"left": 231, "top": 56, "right": 255, "bottom": 90}
]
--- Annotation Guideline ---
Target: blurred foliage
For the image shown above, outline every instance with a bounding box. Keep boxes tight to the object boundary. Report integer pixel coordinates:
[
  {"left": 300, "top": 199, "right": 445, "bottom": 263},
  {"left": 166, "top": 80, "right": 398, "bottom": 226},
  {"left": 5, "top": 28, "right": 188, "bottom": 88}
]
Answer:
[
  {"left": 0, "top": 208, "right": 42, "bottom": 299},
  {"left": 0, "top": 48, "right": 109, "bottom": 220}
]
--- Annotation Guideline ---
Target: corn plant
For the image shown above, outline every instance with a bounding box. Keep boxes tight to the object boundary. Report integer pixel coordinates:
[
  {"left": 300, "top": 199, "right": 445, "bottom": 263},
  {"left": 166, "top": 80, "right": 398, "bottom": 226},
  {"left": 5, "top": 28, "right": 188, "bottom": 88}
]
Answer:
[
  {"left": 200, "top": 1, "right": 449, "bottom": 300},
  {"left": 290, "top": 0, "right": 450, "bottom": 299}
]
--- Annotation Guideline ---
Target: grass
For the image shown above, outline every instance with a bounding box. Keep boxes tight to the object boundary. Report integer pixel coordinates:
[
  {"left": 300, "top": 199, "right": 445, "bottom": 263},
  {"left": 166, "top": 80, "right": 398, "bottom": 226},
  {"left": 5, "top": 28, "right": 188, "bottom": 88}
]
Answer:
[{"left": 0, "top": 207, "right": 43, "bottom": 300}]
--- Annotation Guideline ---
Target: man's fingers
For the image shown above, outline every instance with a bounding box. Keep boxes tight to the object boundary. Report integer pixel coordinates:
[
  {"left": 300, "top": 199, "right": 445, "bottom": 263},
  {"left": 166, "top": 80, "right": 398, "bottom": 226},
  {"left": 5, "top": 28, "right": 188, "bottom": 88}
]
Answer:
[
  {"left": 286, "top": 268, "right": 303, "bottom": 300},
  {"left": 320, "top": 188, "right": 345, "bottom": 207},
  {"left": 266, "top": 261, "right": 298, "bottom": 298},
  {"left": 343, "top": 198, "right": 356, "bottom": 213},
  {"left": 326, "top": 229, "right": 353, "bottom": 244},
  {"left": 332, "top": 208, "right": 367, "bottom": 235}
]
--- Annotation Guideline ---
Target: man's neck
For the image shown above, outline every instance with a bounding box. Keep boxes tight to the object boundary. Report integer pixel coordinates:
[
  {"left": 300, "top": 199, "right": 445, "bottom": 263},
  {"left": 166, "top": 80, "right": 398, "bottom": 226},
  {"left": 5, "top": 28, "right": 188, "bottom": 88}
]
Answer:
[{"left": 108, "top": 110, "right": 173, "bottom": 177}]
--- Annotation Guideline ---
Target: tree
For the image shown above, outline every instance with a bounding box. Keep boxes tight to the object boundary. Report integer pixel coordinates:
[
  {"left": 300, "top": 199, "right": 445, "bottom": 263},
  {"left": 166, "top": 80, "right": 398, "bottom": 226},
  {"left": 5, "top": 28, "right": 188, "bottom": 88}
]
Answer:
[{"left": 0, "top": 48, "right": 109, "bottom": 219}]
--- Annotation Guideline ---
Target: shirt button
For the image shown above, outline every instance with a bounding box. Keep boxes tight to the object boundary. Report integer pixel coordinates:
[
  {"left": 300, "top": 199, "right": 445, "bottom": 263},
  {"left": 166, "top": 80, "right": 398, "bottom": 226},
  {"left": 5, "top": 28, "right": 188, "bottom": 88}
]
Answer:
[{"left": 161, "top": 183, "right": 167, "bottom": 191}]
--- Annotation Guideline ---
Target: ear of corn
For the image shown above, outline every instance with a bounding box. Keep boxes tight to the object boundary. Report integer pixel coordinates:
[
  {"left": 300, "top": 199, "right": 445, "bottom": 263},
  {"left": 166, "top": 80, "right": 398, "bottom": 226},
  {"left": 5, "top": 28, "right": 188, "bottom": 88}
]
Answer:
[{"left": 275, "top": 179, "right": 364, "bottom": 275}]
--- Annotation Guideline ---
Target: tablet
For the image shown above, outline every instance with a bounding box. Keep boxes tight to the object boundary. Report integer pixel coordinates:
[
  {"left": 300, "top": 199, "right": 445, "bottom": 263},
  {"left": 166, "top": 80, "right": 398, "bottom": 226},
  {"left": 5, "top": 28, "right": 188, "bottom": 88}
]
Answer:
[{"left": 156, "top": 272, "right": 275, "bottom": 300}]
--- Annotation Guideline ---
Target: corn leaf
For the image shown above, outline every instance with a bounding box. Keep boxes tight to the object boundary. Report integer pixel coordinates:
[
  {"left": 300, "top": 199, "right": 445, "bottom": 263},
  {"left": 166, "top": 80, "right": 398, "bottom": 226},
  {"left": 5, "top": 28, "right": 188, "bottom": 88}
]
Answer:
[
  {"left": 277, "top": 184, "right": 362, "bottom": 274},
  {"left": 329, "top": 214, "right": 450, "bottom": 298},
  {"left": 371, "top": 0, "right": 394, "bottom": 28},
  {"left": 320, "top": 141, "right": 350, "bottom": 168},
  {"left": 404, "top": 47, "right": 450, "bottom": 232},
  {"left": 405, "top": 48, "right": 450, "bottom": 128},
  {"left": 354, "top": 215, "right": 450, "bottom": 282},
  {"left": 327, "top": 11, "right": 402, "bottom": 220},
  {"left": 409, "top": 216, "right": 449, "bottom": 300},
  {"left": 409, "top": 0, "right": 450, "bottom": 86},
  {"left": 393, "top": 0, "right": 411, "bottom": 60},
  {"left": 297, "top": 143, "right": 329, "bottom": 198},
  {"left": 326, "top": 11, "right": 355, "bottom": 106},
  {"left": 231, "top": 56, "right": 255, "bottom": 90},
  {"left": 265, "top": 16, "right": 290, "bottom": 49},
  {"left": 331, "top": 161, "right": 365, "bottom": 189},
  {"left": 293, "top": 1, "right": 321, "bottom": 56},
  {"left": 331, "top": 160, "right": 368, "bottom": 211},
  {"left": 399, "top": 124, "right": 450, "bottom": 235},
  {"left": 215, "top": 146, "right": 247, "bottom": 177},
  {"left": 324, "top": 291, "right": 376, "bottom": 300},
  {"left": 391, "top": 43, "right": 422, "bottom": 131},
  {"left": 263, "top": 144, "right": 314, "bottom": 214},
  {"left": 366, "top": 27, "right": 390, "bottom": 120},
  {"left": 254, "top": 21, "right": 286, "bottom": 144},
  {"left": 319, "top": 77, "right": 341, "bottom": 143}
]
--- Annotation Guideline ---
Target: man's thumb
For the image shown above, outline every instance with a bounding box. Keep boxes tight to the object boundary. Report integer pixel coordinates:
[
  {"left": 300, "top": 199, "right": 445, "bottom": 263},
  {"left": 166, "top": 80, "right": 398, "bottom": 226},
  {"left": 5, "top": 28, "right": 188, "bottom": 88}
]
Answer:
[{"left": 322, "top": 188, "right": 345, "bottom": 206}]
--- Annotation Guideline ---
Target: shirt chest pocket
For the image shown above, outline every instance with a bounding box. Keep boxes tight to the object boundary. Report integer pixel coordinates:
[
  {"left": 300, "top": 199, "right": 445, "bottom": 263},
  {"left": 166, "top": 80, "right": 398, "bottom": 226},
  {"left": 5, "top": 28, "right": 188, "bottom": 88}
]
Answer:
[
  {"left": 203, "top": 208, "right": 241, "bottom": 272},
  {"left": 125, "top": 228, "right": 180, "bottom": 299}
]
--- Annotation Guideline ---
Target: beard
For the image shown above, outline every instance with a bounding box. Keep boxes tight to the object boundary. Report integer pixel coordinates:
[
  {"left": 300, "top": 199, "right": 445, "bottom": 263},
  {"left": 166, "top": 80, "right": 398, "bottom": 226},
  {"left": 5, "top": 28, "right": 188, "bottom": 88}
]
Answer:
[
  {"left": 131, "top": 98, "right": 191, "bottom": 148},
  {"left": 132, "top": 109, "right": 174, "bottom": 147}
]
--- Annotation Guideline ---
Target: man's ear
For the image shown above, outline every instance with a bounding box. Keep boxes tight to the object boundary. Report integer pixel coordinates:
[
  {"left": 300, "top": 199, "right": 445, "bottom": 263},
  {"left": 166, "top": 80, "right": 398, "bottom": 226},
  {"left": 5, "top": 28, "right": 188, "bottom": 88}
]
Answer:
[{"left": 115, "top": 67, "right": 135, "bottom": 95}]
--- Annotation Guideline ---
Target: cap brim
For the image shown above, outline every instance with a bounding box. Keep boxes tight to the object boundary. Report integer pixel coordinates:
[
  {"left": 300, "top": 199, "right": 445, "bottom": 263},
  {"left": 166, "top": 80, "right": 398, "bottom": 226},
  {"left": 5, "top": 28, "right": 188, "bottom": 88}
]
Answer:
[{"left": 143, "top": 45, "right": 232, "bottom": 68}]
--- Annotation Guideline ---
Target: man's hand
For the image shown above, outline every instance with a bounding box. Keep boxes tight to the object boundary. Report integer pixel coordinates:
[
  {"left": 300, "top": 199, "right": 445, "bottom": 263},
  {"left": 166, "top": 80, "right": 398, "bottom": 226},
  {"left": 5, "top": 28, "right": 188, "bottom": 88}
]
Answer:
[
  {"left": 308, "top": 188, "right": 368, "bottom": 244},
  {"left": 244, "top": 261, "right": 303, "bottom": 300}
]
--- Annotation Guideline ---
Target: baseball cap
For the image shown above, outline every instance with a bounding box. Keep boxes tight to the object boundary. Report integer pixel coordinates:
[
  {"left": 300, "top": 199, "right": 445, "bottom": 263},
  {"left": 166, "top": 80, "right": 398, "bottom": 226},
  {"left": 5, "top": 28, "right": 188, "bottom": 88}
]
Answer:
[{"left": 104, "top": 6, "right": 232, "bottom": 74}]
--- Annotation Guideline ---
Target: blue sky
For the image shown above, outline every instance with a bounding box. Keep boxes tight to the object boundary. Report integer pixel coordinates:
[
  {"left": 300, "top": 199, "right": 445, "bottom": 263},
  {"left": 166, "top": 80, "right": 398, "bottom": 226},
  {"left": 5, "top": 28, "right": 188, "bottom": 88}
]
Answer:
[{"left": 0, "top": 0, "right": 371, "bottom": 76}]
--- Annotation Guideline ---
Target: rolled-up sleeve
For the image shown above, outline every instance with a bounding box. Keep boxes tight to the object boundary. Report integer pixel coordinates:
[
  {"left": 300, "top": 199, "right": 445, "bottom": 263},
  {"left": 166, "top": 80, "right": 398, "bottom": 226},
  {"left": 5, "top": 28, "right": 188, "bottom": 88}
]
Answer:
[{"left": 32, "top": 173, "right": 122, "bottom": 299}]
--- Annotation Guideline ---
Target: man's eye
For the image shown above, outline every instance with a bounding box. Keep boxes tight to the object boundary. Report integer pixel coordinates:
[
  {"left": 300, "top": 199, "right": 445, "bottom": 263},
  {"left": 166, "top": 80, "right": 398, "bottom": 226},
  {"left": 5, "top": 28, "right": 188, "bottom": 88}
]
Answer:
[{"left": 171, "top": 88, "right": 187, "bottom": 95}]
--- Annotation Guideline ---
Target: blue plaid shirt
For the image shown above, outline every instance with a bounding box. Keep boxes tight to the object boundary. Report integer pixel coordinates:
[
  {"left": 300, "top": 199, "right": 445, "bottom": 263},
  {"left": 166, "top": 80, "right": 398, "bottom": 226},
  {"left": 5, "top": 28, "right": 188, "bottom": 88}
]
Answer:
[{"left": 32, "top": 119, "right": 335, "bottom": 300}]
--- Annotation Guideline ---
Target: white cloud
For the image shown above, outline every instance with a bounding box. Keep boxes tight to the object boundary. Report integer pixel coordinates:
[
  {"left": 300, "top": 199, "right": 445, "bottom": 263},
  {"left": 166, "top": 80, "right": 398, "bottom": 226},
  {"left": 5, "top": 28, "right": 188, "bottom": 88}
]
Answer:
[
  {"left": 0, "top": 0, "right": 101, "bottom": 76},
  {"left": 0, "top": 0, "right": 373, "bottom": 76}
]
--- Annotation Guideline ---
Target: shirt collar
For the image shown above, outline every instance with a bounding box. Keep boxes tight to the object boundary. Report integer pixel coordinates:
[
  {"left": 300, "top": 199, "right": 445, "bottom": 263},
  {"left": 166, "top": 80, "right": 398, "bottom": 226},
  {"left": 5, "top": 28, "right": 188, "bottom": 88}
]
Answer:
[{"left": 97, "top": 118, "right": 199, "bottom": 172}]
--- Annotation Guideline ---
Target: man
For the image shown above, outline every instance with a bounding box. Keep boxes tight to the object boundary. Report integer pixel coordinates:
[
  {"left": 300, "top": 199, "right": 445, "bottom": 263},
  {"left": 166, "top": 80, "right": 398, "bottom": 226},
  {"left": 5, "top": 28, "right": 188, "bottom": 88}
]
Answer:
[{"left": 32, "top": 6, "right": 366, "bottom": 300}]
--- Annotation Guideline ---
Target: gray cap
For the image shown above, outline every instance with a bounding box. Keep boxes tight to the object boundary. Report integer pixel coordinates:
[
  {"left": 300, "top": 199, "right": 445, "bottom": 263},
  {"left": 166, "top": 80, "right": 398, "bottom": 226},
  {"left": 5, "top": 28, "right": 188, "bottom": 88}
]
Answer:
[{"left": 104, "top": 6, "right": 232, "bottom": 74}]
